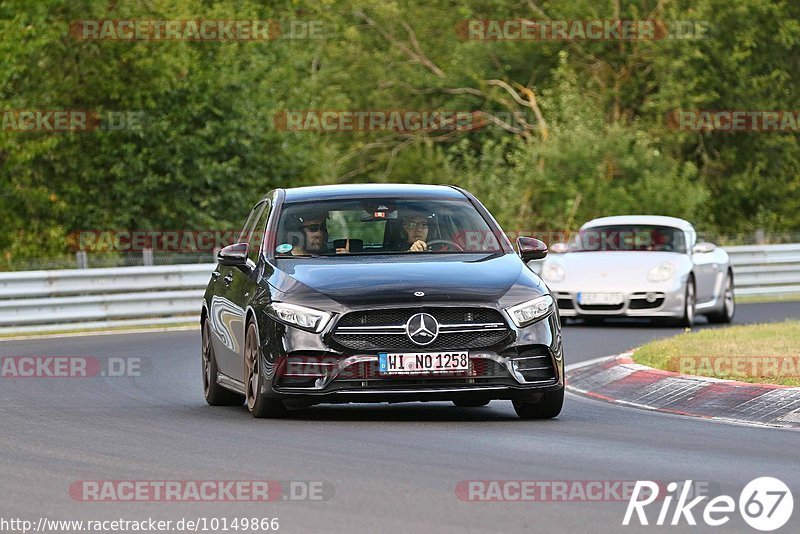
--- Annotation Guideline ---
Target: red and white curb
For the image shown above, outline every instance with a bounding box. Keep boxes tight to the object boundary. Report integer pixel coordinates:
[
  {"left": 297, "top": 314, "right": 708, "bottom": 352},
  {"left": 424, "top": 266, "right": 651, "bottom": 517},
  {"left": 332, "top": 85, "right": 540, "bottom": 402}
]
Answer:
[{"left": 566, "top": 353, "right": 800, "bottom": 430}]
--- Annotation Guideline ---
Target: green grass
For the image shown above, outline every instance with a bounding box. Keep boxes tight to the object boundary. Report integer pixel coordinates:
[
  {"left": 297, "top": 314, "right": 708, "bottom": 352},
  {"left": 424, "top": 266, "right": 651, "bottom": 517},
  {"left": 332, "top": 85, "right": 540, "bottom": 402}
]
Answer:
[
  {"left": 633, "top": 321, "right": 800, "bottom": 386},
  {"left": 735, "top": 293, "right": 800, "bottom": 304}
]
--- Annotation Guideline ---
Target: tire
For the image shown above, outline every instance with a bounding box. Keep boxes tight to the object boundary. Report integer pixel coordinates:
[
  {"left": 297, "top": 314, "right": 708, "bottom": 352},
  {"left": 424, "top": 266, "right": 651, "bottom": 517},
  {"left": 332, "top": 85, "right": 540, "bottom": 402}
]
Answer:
[
  {"left": 706, "top": 271, "right": 735, "bottom": 324},
  {"left": 202, "top": 320, "right": 244, "bottom": 406},
  {"left": 244, "top": 320, "right": 287, "bottom": 418},
  {"left": 512, "top": 387, "right": 564, "bottom": 420},
  {"left": 452, "top": 399, "right": 490, "bottom": 408},
  {"left": 680, "top": 277, "right": 696, "bottom": 328}
]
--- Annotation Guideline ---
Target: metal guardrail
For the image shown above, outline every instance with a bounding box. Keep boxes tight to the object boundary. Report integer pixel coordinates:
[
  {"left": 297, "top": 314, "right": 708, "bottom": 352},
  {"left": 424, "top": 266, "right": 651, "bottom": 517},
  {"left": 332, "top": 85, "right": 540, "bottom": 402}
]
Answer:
[
  {"left": 0, "top": 264, "right": 214, "bottom": 334},
  {"left": 0, "top": 244, "right": 797, "bottom": 334},
  {"left": 727, "top": 243, "right": 800, "bottom": 297}
]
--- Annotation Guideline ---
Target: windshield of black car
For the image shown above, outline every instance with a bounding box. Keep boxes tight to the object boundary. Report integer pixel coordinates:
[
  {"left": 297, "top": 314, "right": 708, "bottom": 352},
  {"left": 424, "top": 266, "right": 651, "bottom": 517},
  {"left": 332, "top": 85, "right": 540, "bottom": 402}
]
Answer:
[
  {"left": 570, "top": 225, "right": 687, "bottom": 253},
  {"left": 274, "top": 197, "right": 504, "bottom": 257}
]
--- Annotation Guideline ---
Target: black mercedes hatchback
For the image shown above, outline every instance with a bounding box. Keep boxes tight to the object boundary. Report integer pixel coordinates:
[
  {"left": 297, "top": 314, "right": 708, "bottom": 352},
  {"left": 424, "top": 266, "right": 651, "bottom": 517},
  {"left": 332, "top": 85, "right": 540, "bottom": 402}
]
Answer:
[{"left": 201, "top": 184, "right": 564, "bottom": 419}]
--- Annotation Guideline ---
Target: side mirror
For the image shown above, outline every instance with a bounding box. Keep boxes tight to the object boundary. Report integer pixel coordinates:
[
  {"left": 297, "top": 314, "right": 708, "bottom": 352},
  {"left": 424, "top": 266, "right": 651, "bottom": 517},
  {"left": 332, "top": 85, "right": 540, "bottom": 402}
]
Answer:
[
  {"left": 517, "top": 236, "right": 548, "bottom": 262},
  {"left": 692, "top": 242, "right": 716, "bottom": 254},
  {"left": 550, "top": 242, "right": 569, "bottom": 254},
  {"left": 218, "top": 242, "right": 250, "bottom": 268}
]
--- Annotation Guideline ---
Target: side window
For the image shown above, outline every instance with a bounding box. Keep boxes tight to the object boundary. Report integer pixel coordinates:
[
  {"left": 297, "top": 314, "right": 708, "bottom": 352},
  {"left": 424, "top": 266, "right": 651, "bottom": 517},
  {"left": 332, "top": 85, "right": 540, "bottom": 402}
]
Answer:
[
  {"left": 237, "top": 203, "right": 261, "bottom": 244},
  {"left": 237, "top": 201, "right": 267, "bottom": 250},
  {"left": 248, "top": 200, "right": 271, "bottom": 261}
]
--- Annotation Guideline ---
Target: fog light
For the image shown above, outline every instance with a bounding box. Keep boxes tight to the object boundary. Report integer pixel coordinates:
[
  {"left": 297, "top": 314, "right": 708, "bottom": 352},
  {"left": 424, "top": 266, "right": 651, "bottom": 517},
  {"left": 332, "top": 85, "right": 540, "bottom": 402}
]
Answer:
[
  {"left": 646, "top": 292, "right": 658, "bottom": 303},
  {"left": 508, "top": 349, "right": 555, "bottom": 383}
]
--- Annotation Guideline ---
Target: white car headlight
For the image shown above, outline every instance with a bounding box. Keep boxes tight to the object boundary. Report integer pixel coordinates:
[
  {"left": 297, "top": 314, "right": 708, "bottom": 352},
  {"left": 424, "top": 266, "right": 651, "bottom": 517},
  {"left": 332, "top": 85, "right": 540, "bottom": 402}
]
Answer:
[
  {"left": 506, "top": 295, "right": 554, "bottom": 328},
  {"left": 542, "top": 263, "right": 565, "bottom": 283},
  {"left": 268, "top": 302, "right": 331, "bottom": 333},
  {"left": 648, "top": 262, "right": 675, "bottom": 282}
]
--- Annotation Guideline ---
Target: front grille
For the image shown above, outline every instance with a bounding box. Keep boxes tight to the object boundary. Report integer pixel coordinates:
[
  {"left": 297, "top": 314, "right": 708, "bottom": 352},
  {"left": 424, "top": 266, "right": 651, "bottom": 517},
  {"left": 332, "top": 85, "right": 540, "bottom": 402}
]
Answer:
[
  {"left": 576, "top": 303, "right": 624, "bottom": 311},
  {"left": 331, "top": 307, "right": 512, "bottom": 352},
  {"left": 336, "top": 308, "right": 502, "bottom": 327},
  {"left": 331, "top": 330, "right": 511, "bottom": 351}
]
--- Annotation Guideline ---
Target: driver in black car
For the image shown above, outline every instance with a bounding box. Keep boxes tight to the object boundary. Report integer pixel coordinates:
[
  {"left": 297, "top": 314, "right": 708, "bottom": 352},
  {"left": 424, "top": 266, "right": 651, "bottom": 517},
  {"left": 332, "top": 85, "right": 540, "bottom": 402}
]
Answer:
[{"left": 384, "top": 208, "right": 461, "bottom": 253}]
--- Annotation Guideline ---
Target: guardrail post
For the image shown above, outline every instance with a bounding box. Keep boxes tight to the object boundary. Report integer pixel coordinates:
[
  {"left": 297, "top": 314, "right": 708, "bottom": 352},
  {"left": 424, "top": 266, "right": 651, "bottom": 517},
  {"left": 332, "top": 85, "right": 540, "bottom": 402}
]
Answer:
[
  {"left": 142, "top": 248, "right": 154, "bottom": 266},
  {"left": 76, "top": 250, "right": 88, "bottom": 269}
]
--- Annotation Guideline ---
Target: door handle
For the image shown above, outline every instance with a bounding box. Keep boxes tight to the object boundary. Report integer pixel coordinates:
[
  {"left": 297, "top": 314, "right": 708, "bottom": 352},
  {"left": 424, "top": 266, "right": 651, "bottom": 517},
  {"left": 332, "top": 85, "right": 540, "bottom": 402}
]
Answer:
[
  {"left": 223, "top": 273, "right": 234, "bottom": 285},
  {"left": 211, "top": 272, "right": 220, "bottom": 281}
]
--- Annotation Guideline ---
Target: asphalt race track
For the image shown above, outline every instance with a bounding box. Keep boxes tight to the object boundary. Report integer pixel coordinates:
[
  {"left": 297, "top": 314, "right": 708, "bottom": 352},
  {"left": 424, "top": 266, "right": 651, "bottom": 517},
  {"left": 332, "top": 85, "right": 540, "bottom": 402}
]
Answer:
[{"left": 1, "top": 301, "right": 799, "bottom": 533}]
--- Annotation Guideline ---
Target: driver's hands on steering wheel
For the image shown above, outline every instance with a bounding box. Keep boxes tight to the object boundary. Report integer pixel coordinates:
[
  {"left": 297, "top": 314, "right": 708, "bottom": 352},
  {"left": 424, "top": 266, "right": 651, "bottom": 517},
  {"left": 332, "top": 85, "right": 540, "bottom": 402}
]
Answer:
[{"left": 409, "top": 240, "right": 427, "bottom": 252}]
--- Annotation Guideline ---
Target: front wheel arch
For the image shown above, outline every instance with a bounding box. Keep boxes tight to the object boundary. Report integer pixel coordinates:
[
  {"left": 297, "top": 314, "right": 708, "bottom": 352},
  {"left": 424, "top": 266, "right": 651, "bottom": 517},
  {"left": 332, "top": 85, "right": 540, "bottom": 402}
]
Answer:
[
  {"left": 681, "top": 273, "right": 696, "bottom": 328},
  {"left": 244, "top": 316, "right": 286, "bottom": 418},
  {"left": 706, "top": 269, "right": 735, "bottom": 324}
]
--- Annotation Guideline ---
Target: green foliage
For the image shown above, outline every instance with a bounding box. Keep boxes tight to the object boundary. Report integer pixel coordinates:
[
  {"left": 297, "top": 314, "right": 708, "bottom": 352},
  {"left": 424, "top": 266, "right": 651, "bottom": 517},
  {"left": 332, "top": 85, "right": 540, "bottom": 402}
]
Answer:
[{"left": 1, "top": 0, "right": 798, "bottom": 266}]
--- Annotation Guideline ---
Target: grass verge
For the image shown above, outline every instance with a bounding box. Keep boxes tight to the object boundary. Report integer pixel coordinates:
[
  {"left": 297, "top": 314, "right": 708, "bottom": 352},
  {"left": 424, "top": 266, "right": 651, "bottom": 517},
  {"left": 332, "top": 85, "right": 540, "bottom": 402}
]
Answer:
[
  {"left": 0, "top": 322, "right": 198, "bottom": 340},
  {"left": 633, "top": 320, "right": 800, "bottom": 386},
  {"left": 735, "top": 293, "right": 800, "bottom": 304}
]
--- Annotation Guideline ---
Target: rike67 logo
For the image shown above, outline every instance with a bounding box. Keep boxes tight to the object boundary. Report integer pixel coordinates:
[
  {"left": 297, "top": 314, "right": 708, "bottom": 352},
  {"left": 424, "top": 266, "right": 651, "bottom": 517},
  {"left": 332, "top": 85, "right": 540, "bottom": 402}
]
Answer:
[{"left": 624, "top": 477, "right": 793, "bottom": 531}]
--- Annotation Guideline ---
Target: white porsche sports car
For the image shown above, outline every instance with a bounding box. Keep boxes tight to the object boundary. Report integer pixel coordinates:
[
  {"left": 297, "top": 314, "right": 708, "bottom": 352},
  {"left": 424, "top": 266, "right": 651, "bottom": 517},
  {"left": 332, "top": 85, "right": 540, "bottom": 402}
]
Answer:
[{"left": 539, "top": 215, "right": 734, "bottom": 326}]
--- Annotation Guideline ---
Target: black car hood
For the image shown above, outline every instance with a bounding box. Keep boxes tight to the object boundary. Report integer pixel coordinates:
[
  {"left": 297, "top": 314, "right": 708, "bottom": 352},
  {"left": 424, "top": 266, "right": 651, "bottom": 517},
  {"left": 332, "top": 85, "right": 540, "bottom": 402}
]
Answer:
[{"left": 268, "top": 253, "right": 542, "bottom": 308}]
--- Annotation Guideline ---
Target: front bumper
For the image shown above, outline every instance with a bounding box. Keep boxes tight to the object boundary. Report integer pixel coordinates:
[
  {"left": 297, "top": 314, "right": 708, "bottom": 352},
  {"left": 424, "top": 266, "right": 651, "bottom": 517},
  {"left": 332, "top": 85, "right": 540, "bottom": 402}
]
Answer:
[
  {"left": 259, "top": 309, "right": 564, "bottom": 404},
  {"left": 552, "top": 285, "right": 686, "bottom": 318},
  {"left": 275, "top": 384, "right": 563, "bottom": 406}
]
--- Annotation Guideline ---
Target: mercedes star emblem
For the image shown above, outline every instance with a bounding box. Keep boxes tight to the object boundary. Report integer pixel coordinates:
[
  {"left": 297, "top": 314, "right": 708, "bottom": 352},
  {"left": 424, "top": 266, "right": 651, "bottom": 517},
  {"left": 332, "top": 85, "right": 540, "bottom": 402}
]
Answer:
[{"left": 405, "top": 312, "right": 439, "bottom": 346}]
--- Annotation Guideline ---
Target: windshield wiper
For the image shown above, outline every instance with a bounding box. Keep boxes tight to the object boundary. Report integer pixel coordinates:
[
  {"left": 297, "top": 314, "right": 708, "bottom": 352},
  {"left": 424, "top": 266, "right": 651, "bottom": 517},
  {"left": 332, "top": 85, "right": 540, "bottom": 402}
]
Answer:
[{"left": 469, "top": 250, "right": 505, "bottom": 263}]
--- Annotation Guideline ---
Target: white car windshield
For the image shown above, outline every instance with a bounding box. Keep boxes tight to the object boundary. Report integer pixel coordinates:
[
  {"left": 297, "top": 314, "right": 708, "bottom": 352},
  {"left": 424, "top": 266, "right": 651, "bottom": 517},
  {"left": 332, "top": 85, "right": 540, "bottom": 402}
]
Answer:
[{"left": 571, "top": 225, "right": 687, "bottom": 253}]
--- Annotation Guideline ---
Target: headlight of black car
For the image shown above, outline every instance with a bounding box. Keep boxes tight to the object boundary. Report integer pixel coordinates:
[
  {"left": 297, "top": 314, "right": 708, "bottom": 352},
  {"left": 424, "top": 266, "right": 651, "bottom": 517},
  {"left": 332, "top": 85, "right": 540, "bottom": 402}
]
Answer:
[
  {"left": 505, "top": 294, "right": 554, "bottom": 328},
  {"left": 267, "top": 302, "right": 332, "bottom": 333}
]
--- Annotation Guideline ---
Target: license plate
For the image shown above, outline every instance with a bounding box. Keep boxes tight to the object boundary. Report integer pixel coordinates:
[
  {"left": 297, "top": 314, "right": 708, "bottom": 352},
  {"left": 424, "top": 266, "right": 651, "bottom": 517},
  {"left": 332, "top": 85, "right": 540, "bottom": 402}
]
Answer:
[
  {"left": 378, "top": 352, "right": 469, "bottom": 374},
  {"left": 577, "top": 292, "right": 624, "bottom": 305}
]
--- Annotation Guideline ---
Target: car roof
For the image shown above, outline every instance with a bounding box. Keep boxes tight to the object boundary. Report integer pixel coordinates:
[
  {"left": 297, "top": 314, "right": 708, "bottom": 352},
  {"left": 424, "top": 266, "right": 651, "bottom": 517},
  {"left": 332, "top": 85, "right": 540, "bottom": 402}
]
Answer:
[
  {"left": 580, "top": 215, "right": 695, "bottom": 232},
  {"left": 281, "top": 183, "right": 466, "bottom": 202}
]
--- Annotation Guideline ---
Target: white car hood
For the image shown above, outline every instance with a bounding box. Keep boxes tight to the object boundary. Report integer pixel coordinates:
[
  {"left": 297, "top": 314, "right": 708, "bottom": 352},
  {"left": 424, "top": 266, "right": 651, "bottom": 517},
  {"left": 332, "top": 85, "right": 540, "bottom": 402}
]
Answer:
[{"left": 544, "top": 251, "right": 686, "bottom": 290}]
